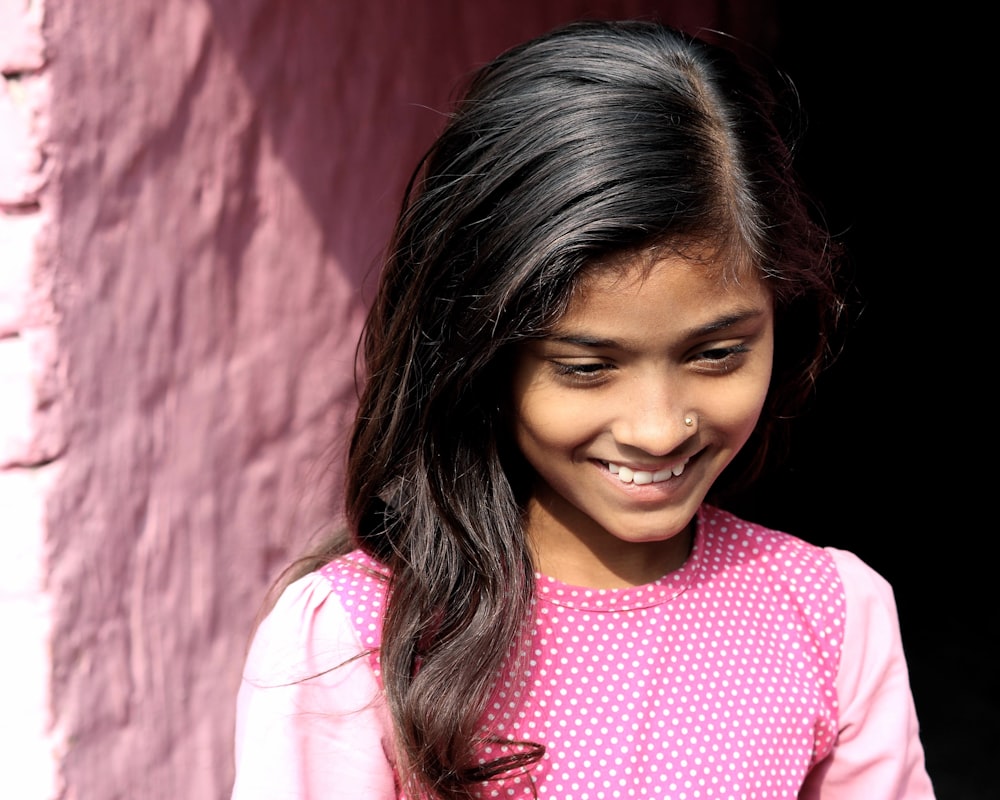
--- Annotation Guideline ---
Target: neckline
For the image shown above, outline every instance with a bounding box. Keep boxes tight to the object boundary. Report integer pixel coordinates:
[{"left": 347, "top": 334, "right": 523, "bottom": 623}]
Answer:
[{"left": 533, "top": 506, "right": 706, "bottom": 612}]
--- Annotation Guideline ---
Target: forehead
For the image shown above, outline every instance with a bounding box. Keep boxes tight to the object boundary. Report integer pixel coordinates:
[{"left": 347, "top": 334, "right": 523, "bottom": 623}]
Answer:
[{"left": 560, "top": 250, "right": 772, "bottom": 327}]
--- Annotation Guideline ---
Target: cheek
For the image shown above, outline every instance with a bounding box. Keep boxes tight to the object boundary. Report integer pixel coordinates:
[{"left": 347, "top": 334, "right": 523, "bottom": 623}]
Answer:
[
  {"left": 706, "top": 372, "right": 773, "bottom": 441},
  {"left": 515, "top": 402, "right": 573, "bottom": 455},
  {"left": 512, "top": 385, "right": 605, "bottom": 469},
  {"left": 511, "top": 364, "right": 589, "bottom": 457}
]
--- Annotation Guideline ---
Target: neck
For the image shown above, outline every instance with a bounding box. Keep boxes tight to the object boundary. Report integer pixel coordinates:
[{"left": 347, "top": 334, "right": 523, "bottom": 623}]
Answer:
[{"left": 525, "top": 498, "right": 695, "bottom": 589}]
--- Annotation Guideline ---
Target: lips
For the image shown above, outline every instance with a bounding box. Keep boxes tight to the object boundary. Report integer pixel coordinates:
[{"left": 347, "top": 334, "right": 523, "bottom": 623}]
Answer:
[{"left": 606, "top": 457, "right": 689, "bottom": 485}]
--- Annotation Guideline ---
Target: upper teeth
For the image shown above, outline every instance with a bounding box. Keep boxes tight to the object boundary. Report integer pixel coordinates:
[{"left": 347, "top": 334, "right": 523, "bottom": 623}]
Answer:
[{"left": 608, "top": 459, "right": 688, "bottom": 484}]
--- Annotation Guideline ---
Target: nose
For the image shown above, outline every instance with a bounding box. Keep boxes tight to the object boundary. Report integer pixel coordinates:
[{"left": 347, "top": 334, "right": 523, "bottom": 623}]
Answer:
[{"left": 611, "top": 377, "right": 695, "bottom": 456}]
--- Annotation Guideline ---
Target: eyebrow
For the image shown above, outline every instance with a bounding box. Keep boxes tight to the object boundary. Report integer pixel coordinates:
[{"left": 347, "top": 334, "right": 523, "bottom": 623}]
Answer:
[
  {"left": 548, "top": 307, "right": 768, "bottom": 348},
  {"left": 682, "top": 308, "right": 767, "bottom": 339}
]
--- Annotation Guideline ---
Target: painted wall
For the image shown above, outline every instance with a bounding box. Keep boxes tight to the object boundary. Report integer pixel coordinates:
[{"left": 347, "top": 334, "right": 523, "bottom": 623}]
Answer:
[
  {"left": 1, "top": 1, "right": 59, "bottom": 797},
  {"left": 1, "top": 1, "right": 774, "bottom": 797}
]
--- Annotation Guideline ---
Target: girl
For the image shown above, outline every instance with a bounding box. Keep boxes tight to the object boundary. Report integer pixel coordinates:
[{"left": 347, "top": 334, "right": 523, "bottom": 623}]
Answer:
[{"left": 231, "top": 20, "right": 935, "bottom": 800}]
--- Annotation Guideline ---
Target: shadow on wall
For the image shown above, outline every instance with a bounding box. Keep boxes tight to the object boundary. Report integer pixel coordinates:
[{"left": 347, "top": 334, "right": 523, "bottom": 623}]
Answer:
[{"left": 199, "top": 0, "right": 780, "bottom": 298}]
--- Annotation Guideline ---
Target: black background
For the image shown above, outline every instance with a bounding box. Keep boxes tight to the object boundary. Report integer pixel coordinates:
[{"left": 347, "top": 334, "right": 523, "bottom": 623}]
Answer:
[{"left": 734, "top": 4, "right": 988, "bottom": 797}]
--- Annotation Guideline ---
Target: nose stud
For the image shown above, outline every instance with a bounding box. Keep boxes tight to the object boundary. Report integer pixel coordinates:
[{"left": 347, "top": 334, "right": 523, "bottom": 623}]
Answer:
[{"left": 684, "top": 415, "right": 695, "bottom": 427}]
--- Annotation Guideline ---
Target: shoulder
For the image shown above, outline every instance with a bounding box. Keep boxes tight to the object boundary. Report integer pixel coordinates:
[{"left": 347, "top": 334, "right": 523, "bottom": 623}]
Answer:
[
  {"left": 696, "top": 505, "right": 848, "bottom": 648},
  {"left": 700, "top": 503, "right": 823, "bottom": 549},
  {"left": 700, "top": 505, "right": 912, "bottom": 658},
  {"left": 698, "top": 504, "right": 840, "bottom": 579},
  {"left": 700, "top": 505, "right": 895, "bottom": 602},
  {"left": 317, "top": 550, "right": 390, "bottom": 653},
  {"left": 319, "top": 549, "right": 389, "bottom": 596},
  {"left": 824, "top": 547, "right": 896, "bottom": 613},
  {"left": 242, "top": 551, "right": 388, "bottom": 685}
]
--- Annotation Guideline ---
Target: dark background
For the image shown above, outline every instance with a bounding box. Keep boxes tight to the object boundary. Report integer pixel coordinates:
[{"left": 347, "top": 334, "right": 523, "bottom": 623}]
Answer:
[{"left": 730, "top": 4, "right": 987, "bottom": 798}]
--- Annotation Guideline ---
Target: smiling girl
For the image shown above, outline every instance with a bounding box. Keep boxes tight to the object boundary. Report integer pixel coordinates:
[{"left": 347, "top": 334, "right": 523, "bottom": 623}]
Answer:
[{"left": 231, "top": 20, "right": 935, "bottom": 800}]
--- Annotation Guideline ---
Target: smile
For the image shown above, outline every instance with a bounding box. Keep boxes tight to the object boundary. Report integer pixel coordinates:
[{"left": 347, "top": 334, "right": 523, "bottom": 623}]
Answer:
[{"left": 606, "top": 458, "right": 689, "bottom": 485}]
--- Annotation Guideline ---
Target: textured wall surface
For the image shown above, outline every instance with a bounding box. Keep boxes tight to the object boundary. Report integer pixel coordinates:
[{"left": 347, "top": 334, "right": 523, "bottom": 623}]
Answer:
[
  {"left": 1, "top": 0, "right": 61, "bottom": 797},
  {"left": 3, "top": 1, "right": 773, "bottom": 798}
]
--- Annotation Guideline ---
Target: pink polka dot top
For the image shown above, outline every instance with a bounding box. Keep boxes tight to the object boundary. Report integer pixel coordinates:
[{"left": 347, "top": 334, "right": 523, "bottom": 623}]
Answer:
[{"left": 232, "top": 505, "right": 937, "bottom": 799}]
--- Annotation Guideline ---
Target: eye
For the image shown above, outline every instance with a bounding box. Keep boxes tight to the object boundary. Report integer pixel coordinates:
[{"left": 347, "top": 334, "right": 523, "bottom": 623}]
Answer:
[
  {"left": 550, "top": 360, "right": 614, "bottom": 384},
  {"left": 689, "top": 344, "right": 750, "bottom": 373}
]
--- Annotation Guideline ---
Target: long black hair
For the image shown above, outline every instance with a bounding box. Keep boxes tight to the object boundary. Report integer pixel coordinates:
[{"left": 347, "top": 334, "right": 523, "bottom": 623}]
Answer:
[{"left": 296, "top": 19, "right": 840, "bottom": 799}]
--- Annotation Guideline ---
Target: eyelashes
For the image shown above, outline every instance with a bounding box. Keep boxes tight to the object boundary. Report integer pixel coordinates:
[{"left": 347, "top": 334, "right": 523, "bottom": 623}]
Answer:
[
  {"left": 551, "top": 361, "right": 608, "bottom": 376},
  {"left": 548, "top": 360, "right": 613, "bottom": 385},
  {"left": 692, "top": 344, "right": 750, "bottom": 373},
  {"left": 549, "top": 344, "right": 752, "bottom": 384}
]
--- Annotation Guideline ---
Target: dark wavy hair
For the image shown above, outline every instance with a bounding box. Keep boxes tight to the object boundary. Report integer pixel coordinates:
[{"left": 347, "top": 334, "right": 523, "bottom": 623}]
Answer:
[{"left": 289, "top": 19, "right": 841, "bottom": 799}]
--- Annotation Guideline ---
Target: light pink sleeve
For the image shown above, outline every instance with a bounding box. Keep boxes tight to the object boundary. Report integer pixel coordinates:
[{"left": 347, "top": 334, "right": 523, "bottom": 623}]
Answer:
[
  {"left": 799, "top": 548, "right": 936, "bottom": 799},
  {"left": 231, "top": 571, "right": 397, "bottom": 800}
]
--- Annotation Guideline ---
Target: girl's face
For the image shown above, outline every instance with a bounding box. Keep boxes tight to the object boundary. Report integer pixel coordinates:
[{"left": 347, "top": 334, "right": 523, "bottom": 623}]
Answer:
[{"left": 511, "top": 252, "right": 774, "bottom": 588}]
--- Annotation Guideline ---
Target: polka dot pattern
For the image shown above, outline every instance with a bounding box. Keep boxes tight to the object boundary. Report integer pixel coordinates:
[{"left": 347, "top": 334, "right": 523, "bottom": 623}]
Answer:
[{"left": 321, "top": 505, "right": 845, "bottom": 799}]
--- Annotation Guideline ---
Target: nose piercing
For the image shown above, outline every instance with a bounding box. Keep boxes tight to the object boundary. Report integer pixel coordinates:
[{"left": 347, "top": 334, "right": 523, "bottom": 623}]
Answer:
[{"left": 684, "top": 415, "right": 695, "bottom": 427}]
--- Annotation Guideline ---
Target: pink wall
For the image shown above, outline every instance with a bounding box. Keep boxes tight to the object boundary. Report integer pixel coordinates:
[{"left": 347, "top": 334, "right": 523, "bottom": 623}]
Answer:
[
  {"left": 1, "top": 0, "right": 60, "bottom": 797},
  {"left": 1, "top": 1, "right": 774, "bottom": 797}
]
